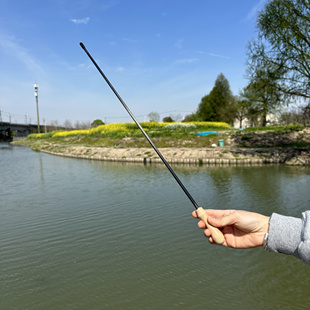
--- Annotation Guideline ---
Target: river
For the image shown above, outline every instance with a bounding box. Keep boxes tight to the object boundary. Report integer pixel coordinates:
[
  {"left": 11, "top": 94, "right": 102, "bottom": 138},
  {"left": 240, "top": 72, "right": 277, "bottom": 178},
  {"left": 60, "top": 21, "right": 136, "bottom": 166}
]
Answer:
[{"left": 1, "top": 145, "right": 310, "bottom": 309}]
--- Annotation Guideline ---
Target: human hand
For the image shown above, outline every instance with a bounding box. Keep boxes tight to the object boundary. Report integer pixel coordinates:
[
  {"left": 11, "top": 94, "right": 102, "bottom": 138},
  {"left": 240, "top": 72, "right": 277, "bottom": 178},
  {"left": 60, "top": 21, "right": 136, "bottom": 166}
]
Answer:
[{"left": 192, "top": 209, "right": 270, "bottom": 249}]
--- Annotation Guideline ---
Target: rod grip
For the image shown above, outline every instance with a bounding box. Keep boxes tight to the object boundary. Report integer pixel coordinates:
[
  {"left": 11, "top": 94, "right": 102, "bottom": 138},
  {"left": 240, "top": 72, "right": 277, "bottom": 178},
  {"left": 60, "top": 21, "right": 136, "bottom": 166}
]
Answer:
[{"left": 196, "top": 207, "right": 225, "bottom": 245}]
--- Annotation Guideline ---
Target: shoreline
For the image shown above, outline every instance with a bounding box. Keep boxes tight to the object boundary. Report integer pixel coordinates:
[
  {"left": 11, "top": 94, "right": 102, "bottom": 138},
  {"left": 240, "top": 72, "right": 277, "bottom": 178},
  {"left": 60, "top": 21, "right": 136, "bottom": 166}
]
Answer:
[
  {"left": 36, "top": 145, "right": 310, "bottom": 166},
  {"left": 12, "top": 127, "right": 310, "bottom": 166}
]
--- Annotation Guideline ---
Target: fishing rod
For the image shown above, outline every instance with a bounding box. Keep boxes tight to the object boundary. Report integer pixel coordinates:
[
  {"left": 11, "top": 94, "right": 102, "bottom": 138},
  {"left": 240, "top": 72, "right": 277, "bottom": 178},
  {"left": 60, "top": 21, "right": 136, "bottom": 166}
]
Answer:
[{"left": 80, "top": 42, "right": 224, "bottom": 245}]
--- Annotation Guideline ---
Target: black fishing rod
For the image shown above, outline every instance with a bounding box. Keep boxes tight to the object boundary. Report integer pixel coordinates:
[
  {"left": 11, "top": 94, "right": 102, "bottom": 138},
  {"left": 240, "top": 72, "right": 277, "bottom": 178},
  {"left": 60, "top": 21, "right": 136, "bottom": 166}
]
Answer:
[{"left": 80, "top": 42, "right": 224, "bottom": 245}]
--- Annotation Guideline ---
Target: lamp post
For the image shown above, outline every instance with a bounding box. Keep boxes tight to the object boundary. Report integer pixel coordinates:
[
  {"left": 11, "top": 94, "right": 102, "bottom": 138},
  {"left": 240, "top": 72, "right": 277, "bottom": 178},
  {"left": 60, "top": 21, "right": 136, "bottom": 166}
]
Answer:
[{"left": 34, "top": 83, "right": 40, "bottom": 133}]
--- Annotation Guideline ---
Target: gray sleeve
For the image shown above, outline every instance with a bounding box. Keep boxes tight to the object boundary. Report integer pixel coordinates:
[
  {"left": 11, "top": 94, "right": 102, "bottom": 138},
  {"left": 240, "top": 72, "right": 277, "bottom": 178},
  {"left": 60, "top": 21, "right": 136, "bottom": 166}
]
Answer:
[{"left": 267, "top": 211, "right": 310, "bottom": 265}]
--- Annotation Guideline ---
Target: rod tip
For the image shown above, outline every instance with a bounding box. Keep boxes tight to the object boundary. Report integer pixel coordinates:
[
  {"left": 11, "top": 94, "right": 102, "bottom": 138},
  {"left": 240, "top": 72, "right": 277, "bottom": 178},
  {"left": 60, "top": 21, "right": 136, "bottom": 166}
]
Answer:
[{"left": 80, "top": 42, "right": 85, "bottom": 49}]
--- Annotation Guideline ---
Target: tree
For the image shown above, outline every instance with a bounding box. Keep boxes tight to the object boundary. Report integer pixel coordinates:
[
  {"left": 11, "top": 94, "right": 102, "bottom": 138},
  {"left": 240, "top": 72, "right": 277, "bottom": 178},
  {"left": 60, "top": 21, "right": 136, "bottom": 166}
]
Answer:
[
  {"left": 50, "top": 120, "right": 59, "bottom": 130},
  {"left": 253, "top": 0, "right": 310, "bottom": 99},
  {"left": 302, "top": 104, "right": 310, "bottom": 125},
  {"left": 63, "top": 119, "right": 73, "bottom": 130},
  {"left": 91, "top": 119, "right": 105, "bottom": 127},
  {"left": 280, "top": 103, "right": 310, "bottom": 126},
  {"left": 239, "top": 87, "right": 265, "bottom": 127},
  {"left": 182, "top": 114, "right": 198, "bottom": 122},
  {"left": 74, "top": 120, "right": 91, "bottom": 129},
  {"left": 244, "top": 66, "right": 285, "bottom": 126},
  {"left": 170, "top": 113, "right": 183, "bottom": 122},
  {"left": 196, "top": 73, "right": 236, "bottom": 124},
  {"left": 148, "top": 111, "right": 160, "bottom": 122},
  {"left": 162, "top": 116, "right": 174, "bottom": 122},
  {"left": 234, "top": 96, "right": 251, "bottom": 128}
]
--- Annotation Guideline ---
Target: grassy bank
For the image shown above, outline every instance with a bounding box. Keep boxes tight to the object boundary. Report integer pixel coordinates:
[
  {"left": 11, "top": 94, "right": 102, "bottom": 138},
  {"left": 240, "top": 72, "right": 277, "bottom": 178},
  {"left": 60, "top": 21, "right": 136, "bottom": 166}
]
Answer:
[
  {"left": 22, "top": 121, "right": 232, "bottom": 148},
  {"left": 12, "top": 122, "right": 310, "bottom": 165},
  {"left": 13, "top": 122, "right": 310, "bottom": 150}
]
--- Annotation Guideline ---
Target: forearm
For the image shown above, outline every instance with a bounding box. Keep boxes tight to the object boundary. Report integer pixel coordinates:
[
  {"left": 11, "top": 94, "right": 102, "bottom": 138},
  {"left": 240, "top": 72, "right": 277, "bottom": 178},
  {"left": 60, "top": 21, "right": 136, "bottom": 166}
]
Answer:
[{"left": 267, "top": 211, "right": 310, "bottom": 265}]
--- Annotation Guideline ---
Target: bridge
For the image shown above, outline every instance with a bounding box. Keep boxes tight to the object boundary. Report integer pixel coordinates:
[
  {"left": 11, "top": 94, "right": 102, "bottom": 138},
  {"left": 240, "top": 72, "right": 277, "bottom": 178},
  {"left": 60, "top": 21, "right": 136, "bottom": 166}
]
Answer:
[
  {"left": 0, "top": 109, "right": 51, "bottom": 140},
  {"left": 0, "top": 121, "right": 41, "bottom": 138}
]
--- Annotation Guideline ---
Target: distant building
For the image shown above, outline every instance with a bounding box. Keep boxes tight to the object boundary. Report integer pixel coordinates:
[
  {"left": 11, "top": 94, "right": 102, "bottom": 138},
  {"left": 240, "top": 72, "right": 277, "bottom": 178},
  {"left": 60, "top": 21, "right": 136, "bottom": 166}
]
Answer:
[{"left": 232, "top": 113, "right": 279, "bottom": 129}]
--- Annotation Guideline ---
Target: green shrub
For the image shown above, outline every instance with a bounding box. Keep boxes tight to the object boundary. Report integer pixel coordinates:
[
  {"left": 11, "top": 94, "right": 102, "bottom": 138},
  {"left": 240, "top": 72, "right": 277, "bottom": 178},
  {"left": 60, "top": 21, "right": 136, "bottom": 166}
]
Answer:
[
  {"left": 241, "top": 135, "right": 254, "bottom": 141},
  {"left": 283, "top": 123, "right": 303, "bottom": 131}
]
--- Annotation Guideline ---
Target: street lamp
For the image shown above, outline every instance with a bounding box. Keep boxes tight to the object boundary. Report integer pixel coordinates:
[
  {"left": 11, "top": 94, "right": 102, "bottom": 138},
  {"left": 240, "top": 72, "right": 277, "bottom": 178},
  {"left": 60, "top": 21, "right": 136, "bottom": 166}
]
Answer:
[{"left": 34, "top": 83, "right": 40, "bottom": 133}]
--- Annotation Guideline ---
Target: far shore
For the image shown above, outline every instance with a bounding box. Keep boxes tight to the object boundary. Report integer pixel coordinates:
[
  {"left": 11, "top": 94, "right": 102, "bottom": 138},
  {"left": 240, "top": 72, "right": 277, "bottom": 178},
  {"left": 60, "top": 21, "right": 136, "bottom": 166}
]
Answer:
[
  {"left": 12, "top": 141, "right": 310, "bottom": 166},
  {"left": 12, "top": 128, "right": 310, "bottom": 166}
]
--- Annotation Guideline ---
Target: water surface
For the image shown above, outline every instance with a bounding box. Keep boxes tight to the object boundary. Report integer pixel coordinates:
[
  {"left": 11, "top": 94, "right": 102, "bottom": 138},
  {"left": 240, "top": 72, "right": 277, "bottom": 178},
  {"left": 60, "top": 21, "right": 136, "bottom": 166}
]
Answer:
[{"left": 1, "top": 145, "right": 310, "bottom": 309}]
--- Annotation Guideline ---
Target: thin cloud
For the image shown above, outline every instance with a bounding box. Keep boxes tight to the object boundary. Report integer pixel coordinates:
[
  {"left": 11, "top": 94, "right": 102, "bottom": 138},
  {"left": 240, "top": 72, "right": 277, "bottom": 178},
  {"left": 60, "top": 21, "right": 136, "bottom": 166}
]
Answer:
[
  {"left": 174, "top": 39, "right": 183, "bottom": 49},
  {"left": 0, "top": 33, "right": 45, "bottom": 76},
  {"left": 246, "top": 0, "right": 267, "bottom": 20},
  {"left": 70, "top": 17, "right": 90, "bottom": 25},
  {"left": 175, "top": 58, "right": 198, "bottom": 64},
  {"left": 209, "top": 53, "right": 230, "bottom": 60},
  {"left": 115, "top": 66, "right": 124, "bottom": 72},
  {"left": 123, "top": 38, "right": 136, "bottom": 43}
]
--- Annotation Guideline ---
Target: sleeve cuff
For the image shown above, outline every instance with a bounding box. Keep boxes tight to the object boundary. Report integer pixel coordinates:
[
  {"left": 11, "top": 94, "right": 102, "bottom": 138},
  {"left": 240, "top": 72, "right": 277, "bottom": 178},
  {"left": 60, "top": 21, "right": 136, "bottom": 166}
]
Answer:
[{"left": 267, "top": 213, "right": 302, "bottom": 257}]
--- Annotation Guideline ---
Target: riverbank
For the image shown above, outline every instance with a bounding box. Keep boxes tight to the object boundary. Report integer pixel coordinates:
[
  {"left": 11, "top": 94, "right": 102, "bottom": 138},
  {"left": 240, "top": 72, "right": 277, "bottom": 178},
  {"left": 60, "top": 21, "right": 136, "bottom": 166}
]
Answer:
[
  {"left": 13, "top": 133, "right": 310, "bottom": 165},
  {"left": 39, "top": 146, "right": 310, "bottom": 165},
  {"left": 12, "top": 127, "right": 310, "bottom": 165}
]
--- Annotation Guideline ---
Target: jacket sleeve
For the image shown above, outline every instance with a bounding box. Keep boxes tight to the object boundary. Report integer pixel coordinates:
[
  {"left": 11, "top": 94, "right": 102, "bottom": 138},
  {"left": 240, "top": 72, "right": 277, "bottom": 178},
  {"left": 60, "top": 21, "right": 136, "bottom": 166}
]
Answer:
[{"left": 267, "top": 211, "right": 310, "bottom": 265}]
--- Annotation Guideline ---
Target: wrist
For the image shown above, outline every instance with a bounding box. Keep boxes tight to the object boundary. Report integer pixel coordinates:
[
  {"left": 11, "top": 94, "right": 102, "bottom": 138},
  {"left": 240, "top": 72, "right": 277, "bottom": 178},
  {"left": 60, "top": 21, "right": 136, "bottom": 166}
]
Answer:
[{"left": 262, "top": 217, "right": 270, "bottom": 250}]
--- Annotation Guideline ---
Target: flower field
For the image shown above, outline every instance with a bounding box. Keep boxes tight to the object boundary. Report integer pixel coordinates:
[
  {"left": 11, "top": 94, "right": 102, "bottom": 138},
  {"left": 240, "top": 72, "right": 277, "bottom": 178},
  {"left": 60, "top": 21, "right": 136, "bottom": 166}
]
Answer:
[{"left": 28, "top": 121, "right": 230, "bottom": 140}]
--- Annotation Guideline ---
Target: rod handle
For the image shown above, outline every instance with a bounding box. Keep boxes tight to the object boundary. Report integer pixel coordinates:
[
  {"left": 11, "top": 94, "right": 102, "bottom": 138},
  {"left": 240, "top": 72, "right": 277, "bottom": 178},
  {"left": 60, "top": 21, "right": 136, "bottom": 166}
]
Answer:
[{"left": 196, "top": 207, "right": 225, "bottom": 245}]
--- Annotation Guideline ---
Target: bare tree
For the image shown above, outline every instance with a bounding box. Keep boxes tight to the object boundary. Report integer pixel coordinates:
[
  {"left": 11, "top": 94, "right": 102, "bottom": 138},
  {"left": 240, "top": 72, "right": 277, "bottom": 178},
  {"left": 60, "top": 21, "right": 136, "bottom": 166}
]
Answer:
[
  {"left": 170, "top": 113, "right": 183, "bottom": 122},
  {"left": 63, "top": 119, "right": 73, "bottom": 130},
  {"left": 80, "top": 121, "right": 91, "bottom": 129},
  {"left": 50, "top": 120, "right": 59, "bottom": 131},
  {"left": 280, "top": 103, "right": 310, "bottom": 126},
  {"left": 74, "top": 120, "right": 81, "bottom": 129},
  {"left": 148, "top": 111, "right": 160, "bottom": 122}
]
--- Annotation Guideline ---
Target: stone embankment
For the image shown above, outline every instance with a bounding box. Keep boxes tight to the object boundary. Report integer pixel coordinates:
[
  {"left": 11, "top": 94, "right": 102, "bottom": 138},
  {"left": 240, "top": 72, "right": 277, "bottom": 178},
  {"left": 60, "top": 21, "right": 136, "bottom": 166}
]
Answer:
[{"left": 40, "top": 146, "right": 310, "bottom": 166}]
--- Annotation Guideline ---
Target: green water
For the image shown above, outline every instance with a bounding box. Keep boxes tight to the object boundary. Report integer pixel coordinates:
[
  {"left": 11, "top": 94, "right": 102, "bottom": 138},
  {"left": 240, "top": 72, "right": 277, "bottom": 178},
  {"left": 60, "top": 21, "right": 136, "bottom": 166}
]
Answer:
[{"left": 1, "top": 145, "right": 310, "bottom": 309}]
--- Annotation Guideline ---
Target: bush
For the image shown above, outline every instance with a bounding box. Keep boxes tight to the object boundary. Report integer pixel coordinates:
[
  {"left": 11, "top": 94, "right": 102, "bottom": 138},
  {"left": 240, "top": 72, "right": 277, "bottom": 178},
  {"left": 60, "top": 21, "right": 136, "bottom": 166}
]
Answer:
[
  {"left": 283, "top": 123, "right": 303, "bottom": 131},
  {"left": 164, "top": 123, "right": 197, "bottom": 131},
  {"left": 28, "top": 131, "right": 58, "bottom": 139},
  {"left": 162, "top": 116, "right": 174, "bottom": 122},
  {"left": 243, "top": 124, "right": 304, "bottom": 132},
  {"left": 91, "top": 119, "right": 105, "bottom": 127}
]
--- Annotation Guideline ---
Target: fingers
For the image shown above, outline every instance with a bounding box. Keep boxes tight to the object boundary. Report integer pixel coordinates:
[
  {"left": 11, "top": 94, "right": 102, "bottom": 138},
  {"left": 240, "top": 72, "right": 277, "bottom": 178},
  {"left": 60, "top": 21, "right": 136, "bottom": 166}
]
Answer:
[
  {"left": 192, "top": 210, "right": 199, "bottom": 218},
  {"left": 205, "top": 209, "right": 235, "bottom": 218},
  {"left": 193, "top": 210, "right": 230, "bottom": 247},
  {"left": 192, "top": 209, "right": 235, "bottom": 224},
  {"left": 192, "top": 209, "right": 235, "bottom": 218},
  {"left": 204, "top": 230, "right": 228, "bottom": 247},
  {"left": 207, "top": 212, "right": 238, "bottom": 228},
  {"left": 198, "top": 220, "right": 206, "bottom": 229}
]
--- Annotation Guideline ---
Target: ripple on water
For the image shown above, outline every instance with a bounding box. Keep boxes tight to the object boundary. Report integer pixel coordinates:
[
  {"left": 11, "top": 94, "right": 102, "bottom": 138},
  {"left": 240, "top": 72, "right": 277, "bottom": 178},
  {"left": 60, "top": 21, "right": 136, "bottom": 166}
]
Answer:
[{"left": 1, "top": 147, "right": 310, "bottom": 309}]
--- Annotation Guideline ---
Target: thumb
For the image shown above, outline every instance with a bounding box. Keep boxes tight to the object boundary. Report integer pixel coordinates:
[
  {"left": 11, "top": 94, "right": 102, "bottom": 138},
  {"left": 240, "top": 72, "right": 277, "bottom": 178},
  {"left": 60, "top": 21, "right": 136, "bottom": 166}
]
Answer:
[{"left": 208, "top": 212, "right": 237, "bottom": 228}]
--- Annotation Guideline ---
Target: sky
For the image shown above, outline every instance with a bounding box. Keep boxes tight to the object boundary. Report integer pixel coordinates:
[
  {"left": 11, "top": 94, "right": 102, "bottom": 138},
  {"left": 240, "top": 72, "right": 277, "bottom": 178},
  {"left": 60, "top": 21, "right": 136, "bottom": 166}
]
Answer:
[{"left": 0, "top": 0, "right": 267, "bottom": 125}]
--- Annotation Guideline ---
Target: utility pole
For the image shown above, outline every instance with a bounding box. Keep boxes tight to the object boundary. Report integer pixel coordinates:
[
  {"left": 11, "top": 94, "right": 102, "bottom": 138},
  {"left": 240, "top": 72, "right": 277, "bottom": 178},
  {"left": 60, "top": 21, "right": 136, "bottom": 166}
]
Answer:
[
  {"left": 43, "top": 118, "right": 47, "bottom": 133},
  {"left": 34, "top": 83, "right": 40, "bottom": 133}
]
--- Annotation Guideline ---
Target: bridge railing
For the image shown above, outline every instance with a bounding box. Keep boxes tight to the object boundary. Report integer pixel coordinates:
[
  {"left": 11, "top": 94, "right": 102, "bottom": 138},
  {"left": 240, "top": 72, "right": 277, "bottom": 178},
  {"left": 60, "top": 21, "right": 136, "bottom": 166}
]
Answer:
[{"left": 0, "top": 110, "right": 42, "bottom": 126}]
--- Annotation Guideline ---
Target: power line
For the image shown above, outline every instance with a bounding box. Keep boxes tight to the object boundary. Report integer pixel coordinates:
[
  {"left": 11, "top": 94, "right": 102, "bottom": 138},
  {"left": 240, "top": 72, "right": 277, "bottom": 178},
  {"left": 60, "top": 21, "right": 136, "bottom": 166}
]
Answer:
[{"left": 104, "top": 110, "right": 193, "bottom": 121}]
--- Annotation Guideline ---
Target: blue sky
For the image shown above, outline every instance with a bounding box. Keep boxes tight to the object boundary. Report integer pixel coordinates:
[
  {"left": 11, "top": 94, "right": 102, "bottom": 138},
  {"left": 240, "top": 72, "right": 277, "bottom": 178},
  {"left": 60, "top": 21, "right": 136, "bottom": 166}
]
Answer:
[{"left": 0, "top": 0, "right": 267, "bottom": 125}]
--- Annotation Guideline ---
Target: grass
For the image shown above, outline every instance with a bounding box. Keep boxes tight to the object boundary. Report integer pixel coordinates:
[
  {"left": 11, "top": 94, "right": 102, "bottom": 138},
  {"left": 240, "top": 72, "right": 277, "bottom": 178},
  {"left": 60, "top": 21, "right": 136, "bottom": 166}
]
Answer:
[
  {"left": 242, "top": 123, "right": 304, "bottom": 132},
  {"left": 15, "top": 122, "right": 309, "bottom": 150},
  {"left": 25, "top": 121, "right": 231, "bottom": 148}
]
